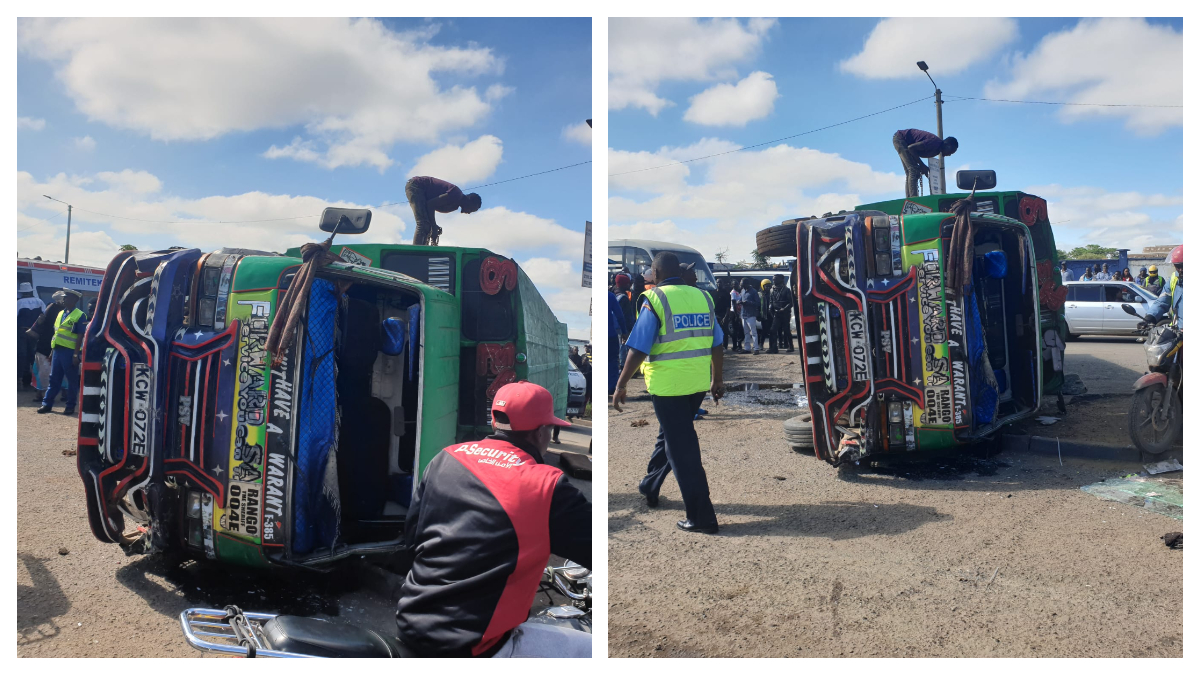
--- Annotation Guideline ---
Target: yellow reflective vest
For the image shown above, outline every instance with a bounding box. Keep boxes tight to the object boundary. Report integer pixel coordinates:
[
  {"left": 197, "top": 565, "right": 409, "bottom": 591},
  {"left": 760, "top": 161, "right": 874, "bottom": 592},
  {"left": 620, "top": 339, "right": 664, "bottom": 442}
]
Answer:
[
  {"left": 640, "top": 284, "right": 715, "bottom": 396},
  {"left": 52, "top": 308, "right": 85, "bottom": 351}
]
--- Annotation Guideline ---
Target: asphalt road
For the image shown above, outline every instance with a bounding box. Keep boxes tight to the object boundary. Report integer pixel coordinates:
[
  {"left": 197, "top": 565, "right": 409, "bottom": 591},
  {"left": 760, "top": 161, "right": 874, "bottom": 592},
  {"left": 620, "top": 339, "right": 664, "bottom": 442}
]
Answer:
[
  {"left": 16, "top": 391, "right": 591, "bottom": 657},
  {"left": 608, "top": 348, "right": 1182, "bottom": 658}
]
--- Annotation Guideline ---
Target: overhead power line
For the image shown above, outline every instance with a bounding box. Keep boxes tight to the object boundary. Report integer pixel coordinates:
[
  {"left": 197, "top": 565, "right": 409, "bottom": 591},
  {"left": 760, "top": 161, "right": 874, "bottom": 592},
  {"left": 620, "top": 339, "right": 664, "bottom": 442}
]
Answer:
[
  {"left": 945, "top": 95, "right": 1182, "bottom": 109},
  {"left": 43, "top": 158, "right": 592, "bottom": 226},
  {"left": 17, "top": 207, "right": 70, "bottom": 233},
  {"left": 608, "top": 95, "right": 934, "bottom": 178}
]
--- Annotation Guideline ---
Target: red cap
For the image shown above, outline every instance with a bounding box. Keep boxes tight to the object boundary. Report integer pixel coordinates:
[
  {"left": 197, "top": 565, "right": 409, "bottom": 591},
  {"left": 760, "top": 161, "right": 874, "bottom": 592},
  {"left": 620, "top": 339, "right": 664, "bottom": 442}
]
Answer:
[
  {"left": 491, "top": 381, "right": 570, "bottom": 431},
  {"left": 1168, "top": 245, "right": 1183, "bottom": 265}
]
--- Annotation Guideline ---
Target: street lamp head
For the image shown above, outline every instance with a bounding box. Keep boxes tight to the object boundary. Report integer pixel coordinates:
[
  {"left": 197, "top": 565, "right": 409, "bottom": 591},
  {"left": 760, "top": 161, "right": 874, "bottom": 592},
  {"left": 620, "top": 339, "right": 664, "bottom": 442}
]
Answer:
[{"left": 916, "top": 61, "right": 929, "bottom": 71}]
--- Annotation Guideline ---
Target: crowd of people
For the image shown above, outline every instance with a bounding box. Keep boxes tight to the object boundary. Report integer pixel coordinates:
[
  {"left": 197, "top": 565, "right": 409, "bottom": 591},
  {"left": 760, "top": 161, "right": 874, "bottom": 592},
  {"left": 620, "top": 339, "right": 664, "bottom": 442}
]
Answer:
[
  {"left": 607, "top": 266, "right": 798, "bottom": 400},
  {"left": 1060, "top": 260, "right": 1170, "bottom": 295}
]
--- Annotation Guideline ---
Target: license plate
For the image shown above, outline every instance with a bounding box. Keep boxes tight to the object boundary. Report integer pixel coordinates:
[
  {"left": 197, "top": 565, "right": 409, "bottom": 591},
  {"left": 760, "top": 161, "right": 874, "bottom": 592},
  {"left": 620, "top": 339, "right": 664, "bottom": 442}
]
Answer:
[
  {"left": 567, "top": 407, "right": 581, "bottom": 415},
  {"left": 130, "top": 363, "right": 153, "bottom": 457},
  {"left": 847, "top": 309, "right": 869, "bottom": 382}
]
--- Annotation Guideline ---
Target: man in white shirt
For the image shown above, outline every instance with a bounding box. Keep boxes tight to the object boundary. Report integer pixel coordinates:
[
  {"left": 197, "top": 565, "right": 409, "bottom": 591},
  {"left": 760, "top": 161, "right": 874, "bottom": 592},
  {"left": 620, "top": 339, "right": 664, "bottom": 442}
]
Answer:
[{"left": 1094, "top": 263, "right": 1113, "bottom": 281}]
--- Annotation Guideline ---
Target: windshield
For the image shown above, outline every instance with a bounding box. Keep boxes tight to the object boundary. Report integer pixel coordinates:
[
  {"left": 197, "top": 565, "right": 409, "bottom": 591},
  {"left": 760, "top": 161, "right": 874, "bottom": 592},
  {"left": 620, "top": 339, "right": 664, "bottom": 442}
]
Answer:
[{"left": 651, "top": 249, "right": 717, "bottom": 291}]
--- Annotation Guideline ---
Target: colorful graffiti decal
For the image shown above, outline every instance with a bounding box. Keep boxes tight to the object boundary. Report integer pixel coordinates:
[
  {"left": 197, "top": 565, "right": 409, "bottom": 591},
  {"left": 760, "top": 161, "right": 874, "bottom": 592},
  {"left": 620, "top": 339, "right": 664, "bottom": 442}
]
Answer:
[
  {"left": 262, "top": 343, "right": 296, "bottom": 547},
  {"left": 1018, "top": 196, "right": 1049, "bottom": 228},
  {"left": 218, "top": 291, "right": 274, "bottom": 542},
  {"left": 946, "top": 297, "right": 971, "bottom": 429},
  {"left": 477, "top": 342, "right": 518, "bottom": 409},
  {"left": 480, "top": 256, "right": 518, "bottom": 295},
  {"left": 912, "top": 247, "right": 953, "bottom": 428},
  {"left": 1036, "top": 260, "right": 1069, "bottom": 312},
  {"left": 339, "top": 247, "right": 373, "bottom": 267}
]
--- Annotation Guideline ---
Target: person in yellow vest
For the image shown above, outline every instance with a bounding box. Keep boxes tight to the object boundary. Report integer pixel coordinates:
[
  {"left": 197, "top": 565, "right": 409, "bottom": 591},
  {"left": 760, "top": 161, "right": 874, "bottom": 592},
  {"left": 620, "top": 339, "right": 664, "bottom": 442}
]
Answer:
[
  {"left": 36, "top": 289, "right": 87, "bottom": 415},
  {"left": 612, "top": 251, "right": 725, "bottom": 534}
]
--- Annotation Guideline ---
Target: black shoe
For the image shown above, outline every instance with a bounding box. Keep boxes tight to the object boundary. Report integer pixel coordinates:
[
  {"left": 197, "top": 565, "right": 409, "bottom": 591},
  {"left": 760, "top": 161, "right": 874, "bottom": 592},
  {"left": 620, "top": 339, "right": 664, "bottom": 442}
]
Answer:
[
  {"left": 786, "top": 349, "right": 795, "bottom": 353},
  {"left": 639, "top": 486, "right": 659, "bottom": 508},
  {"left": 676, "top": 519, "right": 719, "bottom": 534},
  {"left": 62, "top": 409, "right": 76, "bottom": 417},
  {"left": 36, "top": 406, "right": 53, "bottom": 414},
  {"left": 767, "top": 349, "right": 779, "bottom": 354}
]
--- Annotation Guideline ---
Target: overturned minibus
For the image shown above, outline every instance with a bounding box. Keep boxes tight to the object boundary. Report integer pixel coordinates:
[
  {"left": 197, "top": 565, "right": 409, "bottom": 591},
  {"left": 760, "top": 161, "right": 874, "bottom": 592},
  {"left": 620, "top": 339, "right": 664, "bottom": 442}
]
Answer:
[
  {"left": 76, "top": 209, "right": 570, "bottom": 568},
  {"left": 757, "top": 171, "right": 1069, "bottom": 465}
]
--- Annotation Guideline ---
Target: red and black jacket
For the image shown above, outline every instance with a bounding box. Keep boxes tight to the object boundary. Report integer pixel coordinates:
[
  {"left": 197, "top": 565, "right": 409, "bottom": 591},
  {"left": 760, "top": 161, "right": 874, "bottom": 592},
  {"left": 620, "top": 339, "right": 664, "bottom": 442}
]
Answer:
[{"left": 395, "top": 436, "right": 591, "bottom": 657}]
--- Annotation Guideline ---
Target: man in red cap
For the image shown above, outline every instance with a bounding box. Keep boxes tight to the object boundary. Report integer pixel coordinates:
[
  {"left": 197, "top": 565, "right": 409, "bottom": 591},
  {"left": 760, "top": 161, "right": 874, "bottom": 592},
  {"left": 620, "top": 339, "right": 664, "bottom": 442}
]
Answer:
[{"left": 396, "top": 381, "right": 591, "bottom": 658}]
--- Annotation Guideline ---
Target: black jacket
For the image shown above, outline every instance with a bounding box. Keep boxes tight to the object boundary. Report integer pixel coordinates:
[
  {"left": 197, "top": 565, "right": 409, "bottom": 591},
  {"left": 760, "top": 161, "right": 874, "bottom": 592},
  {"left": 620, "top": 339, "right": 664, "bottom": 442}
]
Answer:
[{"left": 396, "top": 435, "right": 591, "bottom": 656}]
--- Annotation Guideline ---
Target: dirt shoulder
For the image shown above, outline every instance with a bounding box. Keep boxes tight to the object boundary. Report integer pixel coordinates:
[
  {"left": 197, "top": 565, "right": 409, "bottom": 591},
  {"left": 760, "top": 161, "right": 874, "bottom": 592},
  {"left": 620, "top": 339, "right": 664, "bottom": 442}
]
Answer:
[{"left": 608, "top": 351, "right": 1182, "bottom": 657}]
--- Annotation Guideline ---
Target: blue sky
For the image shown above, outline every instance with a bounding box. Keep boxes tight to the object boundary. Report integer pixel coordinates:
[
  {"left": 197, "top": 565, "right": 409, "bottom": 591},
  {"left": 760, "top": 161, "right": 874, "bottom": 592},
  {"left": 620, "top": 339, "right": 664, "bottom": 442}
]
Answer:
[
  {"left": 17, "top": 17, "right": 592, "bottom": 337},
  {"left": 609, "top": 18, "right": 1183, "bottom": 262}
]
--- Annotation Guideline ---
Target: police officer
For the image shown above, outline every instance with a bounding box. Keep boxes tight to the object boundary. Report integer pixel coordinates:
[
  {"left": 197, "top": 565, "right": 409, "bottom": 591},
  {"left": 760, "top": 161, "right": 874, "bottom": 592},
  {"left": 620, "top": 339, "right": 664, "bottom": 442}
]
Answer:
[
  {"left": 35, "top": 289, "right": 86, "bottom": 415},
  {"left": 612, "top": 251, "right": 725, "bottom": 534}
]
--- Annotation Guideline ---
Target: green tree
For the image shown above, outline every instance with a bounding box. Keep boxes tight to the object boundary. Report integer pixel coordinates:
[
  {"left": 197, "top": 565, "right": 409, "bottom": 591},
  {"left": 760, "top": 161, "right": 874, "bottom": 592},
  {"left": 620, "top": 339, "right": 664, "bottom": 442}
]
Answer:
[
  {"left": 119, "top": 244, "right": 138, "bottom": 251},
  {"left": 1064, "top": 244, "right": 1118, "bottom": 260},
  {"left": 751, "top": 248, "right": 769, "bottom": 267},
  {"left": 714, "top": 249, "right": 729, "bottom": 265}
]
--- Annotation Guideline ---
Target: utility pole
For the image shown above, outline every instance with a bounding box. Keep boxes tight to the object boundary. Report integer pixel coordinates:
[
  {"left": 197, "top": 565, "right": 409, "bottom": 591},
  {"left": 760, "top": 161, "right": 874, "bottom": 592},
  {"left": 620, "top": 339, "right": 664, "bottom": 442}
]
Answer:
[
  {"left": 43, "top": 194, "right": 73, "bottom": 263},
  {"left": 916, "top": 61, "right": 946, "bottom": 195}
]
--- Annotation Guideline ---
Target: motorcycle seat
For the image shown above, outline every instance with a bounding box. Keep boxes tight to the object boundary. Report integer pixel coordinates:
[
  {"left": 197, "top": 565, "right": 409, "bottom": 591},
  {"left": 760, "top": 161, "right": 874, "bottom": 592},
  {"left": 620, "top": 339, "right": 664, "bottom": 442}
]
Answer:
[{"left": 261, "top": 615, "right": 418, "bottom": 658}]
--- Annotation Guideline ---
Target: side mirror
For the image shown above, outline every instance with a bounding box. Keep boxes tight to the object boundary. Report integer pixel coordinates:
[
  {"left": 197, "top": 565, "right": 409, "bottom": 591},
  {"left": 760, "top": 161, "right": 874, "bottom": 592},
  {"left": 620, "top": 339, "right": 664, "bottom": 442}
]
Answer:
[
  {"left": 319, "top": 208, "right": 372, "bottom": 235},
  {"left": 1121, "top": 304, "right": 1139, "bottom": 317},
  {"left": 956, "top": 170, "right": 997, "bottom": 191}
]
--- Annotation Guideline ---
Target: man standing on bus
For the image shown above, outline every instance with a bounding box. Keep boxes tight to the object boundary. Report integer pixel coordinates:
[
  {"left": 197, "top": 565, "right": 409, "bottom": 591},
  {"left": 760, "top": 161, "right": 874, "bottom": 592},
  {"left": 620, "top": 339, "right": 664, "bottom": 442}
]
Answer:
[
  {"left": 893, "top": 129, "right": 958, "bottom": 198},
  {"left": 404, "top": 176, "right": 483, "bottom": 246},
  {"left": 34, "top": 289, "right": 86, "bottom": 415}
]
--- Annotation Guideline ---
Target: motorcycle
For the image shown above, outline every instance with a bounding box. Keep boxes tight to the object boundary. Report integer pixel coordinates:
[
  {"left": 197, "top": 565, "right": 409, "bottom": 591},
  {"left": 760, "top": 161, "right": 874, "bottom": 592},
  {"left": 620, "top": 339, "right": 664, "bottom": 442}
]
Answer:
[
  {"left": 179, "top": 562, "right": 591, "bottom": 658},
  {"left": 1121, "top": 304, "right": 1182, "bottom": 454}
]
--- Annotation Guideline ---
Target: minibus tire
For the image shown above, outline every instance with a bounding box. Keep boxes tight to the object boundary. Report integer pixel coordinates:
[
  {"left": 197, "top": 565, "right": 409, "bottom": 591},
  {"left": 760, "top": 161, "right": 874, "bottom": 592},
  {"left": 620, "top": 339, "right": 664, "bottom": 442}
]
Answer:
[{"left": 756, "top": 222, "right": 799, "bottom": 258}]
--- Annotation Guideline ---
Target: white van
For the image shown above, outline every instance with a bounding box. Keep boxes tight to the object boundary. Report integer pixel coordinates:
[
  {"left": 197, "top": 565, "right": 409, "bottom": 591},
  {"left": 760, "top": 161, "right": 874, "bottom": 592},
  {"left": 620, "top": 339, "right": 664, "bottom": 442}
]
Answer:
[{"left": 607, "top": 239, "right": 718, "bottom": 292}]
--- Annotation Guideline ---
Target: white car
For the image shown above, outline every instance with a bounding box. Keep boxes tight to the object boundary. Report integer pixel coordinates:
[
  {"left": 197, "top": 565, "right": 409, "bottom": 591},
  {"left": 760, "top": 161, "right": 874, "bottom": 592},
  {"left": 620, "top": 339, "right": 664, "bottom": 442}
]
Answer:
[
  {"left": 1063, "top": 280, "right": 1158, "bottom": 338},
  {"left": 566, "top": 359, "right": 588, "bottom": 416}
]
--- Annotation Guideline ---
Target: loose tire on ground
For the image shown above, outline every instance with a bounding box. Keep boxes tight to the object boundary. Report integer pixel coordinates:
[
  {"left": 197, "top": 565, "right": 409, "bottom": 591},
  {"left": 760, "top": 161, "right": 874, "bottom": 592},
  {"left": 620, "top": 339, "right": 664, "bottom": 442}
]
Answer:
[
  {"left": 783, "top": 415, "right": 814, "bottom": 451},
  {"left": 756, "top": 221, "right": 800, "bottom": 258}
]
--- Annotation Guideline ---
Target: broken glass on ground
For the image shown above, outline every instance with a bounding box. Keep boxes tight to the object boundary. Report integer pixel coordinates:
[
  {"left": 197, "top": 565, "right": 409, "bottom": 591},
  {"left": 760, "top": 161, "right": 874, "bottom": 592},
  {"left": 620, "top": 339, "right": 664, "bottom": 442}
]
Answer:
[{"left": 1081, "top": 475, "right": 1183, "bottom": 520}]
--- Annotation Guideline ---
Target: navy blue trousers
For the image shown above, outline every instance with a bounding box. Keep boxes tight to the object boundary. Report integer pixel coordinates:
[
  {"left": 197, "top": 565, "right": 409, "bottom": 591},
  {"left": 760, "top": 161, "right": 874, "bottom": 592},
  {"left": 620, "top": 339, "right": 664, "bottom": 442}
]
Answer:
[
  {"left": 639, "top": 391, "right": 717, "bottom": 525},
  {"left": 41, "top": 347, "right": 79, "bottom": 411}
]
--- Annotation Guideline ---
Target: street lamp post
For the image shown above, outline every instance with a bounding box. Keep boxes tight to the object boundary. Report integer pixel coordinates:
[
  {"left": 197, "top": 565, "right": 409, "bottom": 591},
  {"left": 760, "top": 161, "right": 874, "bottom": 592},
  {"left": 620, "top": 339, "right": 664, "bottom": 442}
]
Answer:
[
  {"left": 916, "top": 61, "right": 946, "bottom": 195},
  {"left": 43, "top": 194, "right": 73, "bottom": 264}
]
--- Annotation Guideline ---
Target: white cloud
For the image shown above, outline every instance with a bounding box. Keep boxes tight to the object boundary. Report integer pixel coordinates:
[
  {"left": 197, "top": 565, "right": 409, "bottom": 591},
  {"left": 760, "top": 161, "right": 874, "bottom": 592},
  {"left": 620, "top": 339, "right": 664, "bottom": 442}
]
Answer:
[
  {"left": 609, "top": 140, "right": 901, "bottom": 260},
  {"left": 17, "top": 169, "right": 408, "bottom": 264},
  {"left": 609, "top": 138, "right": 741, "bottom": 194},
  {"left": 406, "top": 135, "right": 503, "bottom": 185},
  {"left": 19, "top": 18, "right": 506, "bottom": 170},
  {"left": 74, "top": 135, "right": 96, "bottom": 151},
  {"left": 1024, "top": 183, "right": 1182, "bottom": 250},
  {"left": 683, "top": 71, "right": 778, "bottom": 127},
  {"left": 438, "top": 206, "right": 584, "bottom": 260},
  {"left": 609, "top": 17, "right": 776, "bottom": 115},
  {"left": 18, "top": 116, "right": 46, "bottom": 130},
  {"left": 562, "top": 121, "right": 592, "bottom": 146},
  {"left": 16, "top": 169, "right": 592, "bottom": 336},
  {"left": 985, "top": 18, "right": 1182, "bottom": 134},
  {"left": 840, "top": 18, "right": 1018, "bottom": 79},
  {"left": 96, "top": 169, "right": 162, "bottom": 195},
  {"left": 485, "top": 84, "right": 515, "bottom": 102}
]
